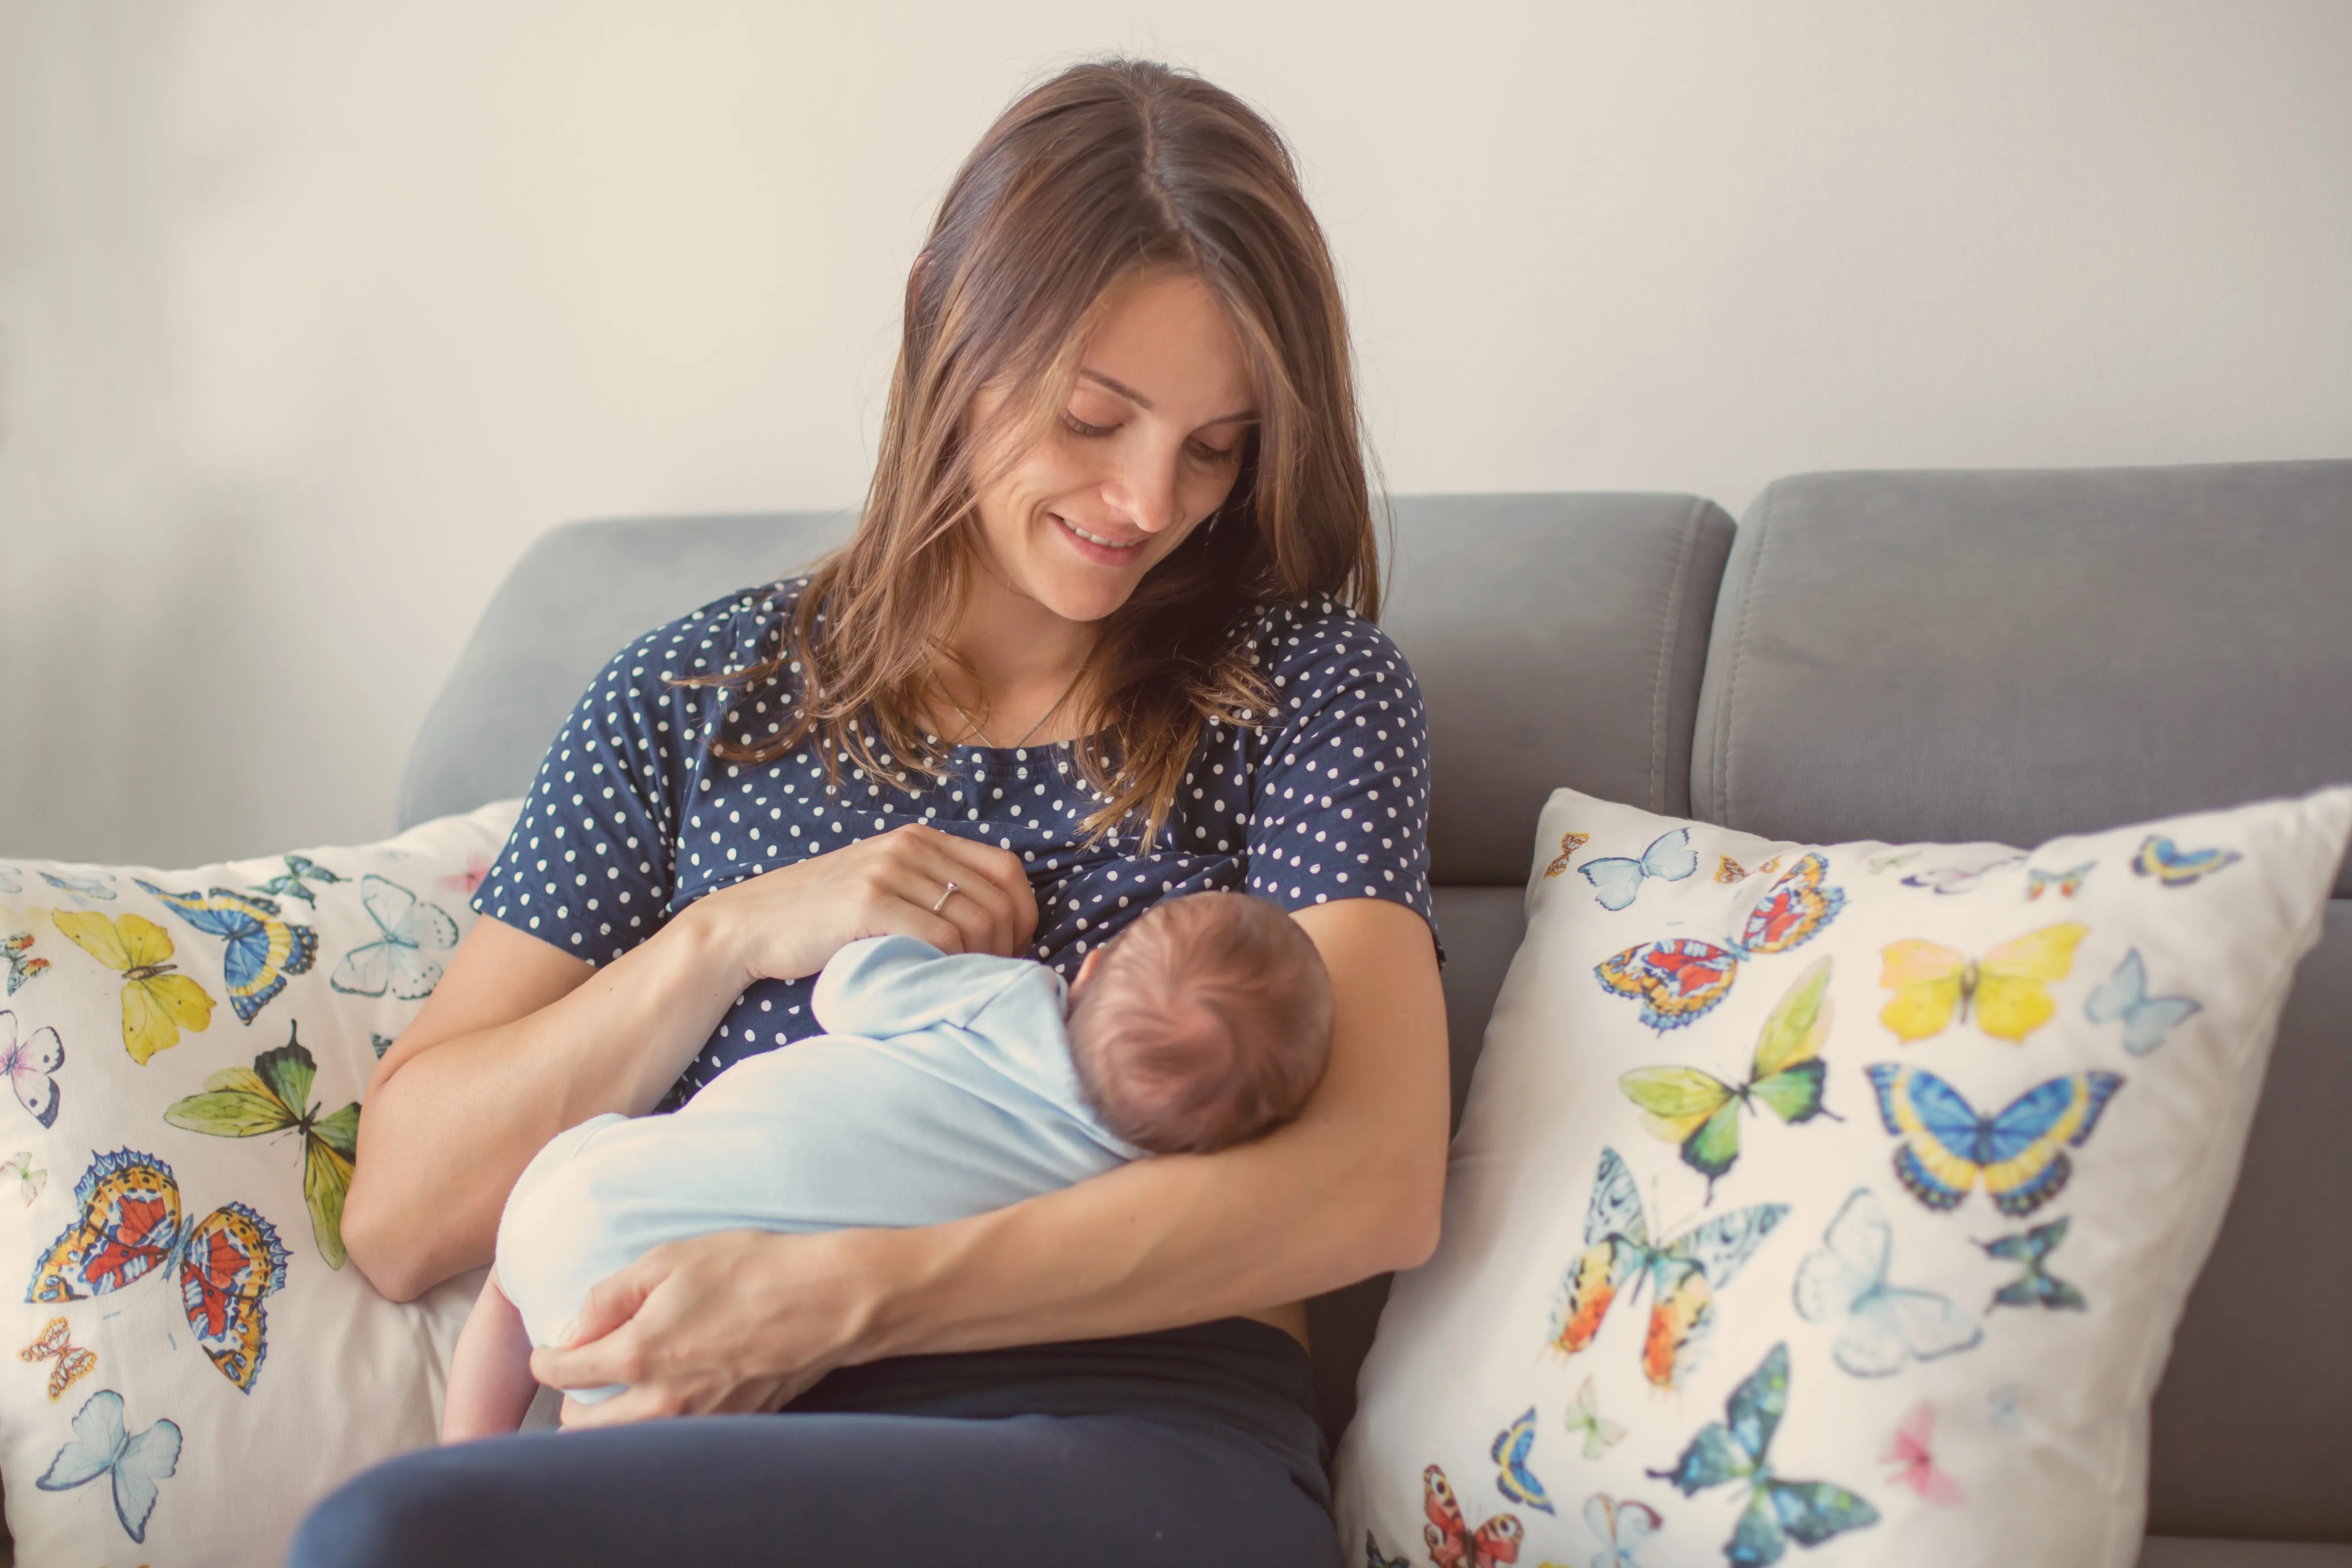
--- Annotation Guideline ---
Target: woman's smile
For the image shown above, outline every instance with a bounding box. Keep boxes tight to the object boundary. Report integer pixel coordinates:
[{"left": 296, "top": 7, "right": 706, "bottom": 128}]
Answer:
[{"left": 1049, "top": 512, "right": 1150, "bottom": 564}]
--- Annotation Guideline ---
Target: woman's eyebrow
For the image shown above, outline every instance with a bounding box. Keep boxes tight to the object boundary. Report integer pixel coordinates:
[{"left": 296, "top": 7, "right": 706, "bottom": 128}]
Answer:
[{"left": 1078, "top": 369, "right": 1256, "bottom": 427}]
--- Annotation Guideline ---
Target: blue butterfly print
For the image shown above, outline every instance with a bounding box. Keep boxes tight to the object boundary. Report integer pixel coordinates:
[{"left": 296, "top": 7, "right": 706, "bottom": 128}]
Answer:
[
  {"left": 2130, "top": 835, "right": 2242, "bottom": 887},
  {"left": 1979, "top": 1217, "right": 2086, "bottom": 1311},
  {"left": 2085, "top": 949, "right": 2200, "bottom": 1056},
  {"left": 36, "top": 1388, "right": 182, "bottom": 1544},
  {"left": 1581, "top": 829, "right": 1699, "bottom": 911},
  {"left": 0, "top": 865, "right": 20, "bottom": 895},
  {"left": 1491, "top": 1406, "right": 1554, "bottom": 1514},
  {"left": 1792, "top": 1189, "right": 1980, "bottom": 1377},
  {"left": 330, "top": 875, "right": 459, "bottom": 1000},
  {"left": 40, "top": 869, "right": 117, "bottom": 903},
  {"left": 1647, "top": 1343, "right": 1878, "bottom": 1566},
  {"left": 1866, "top": 1064, "right": 2124, "bottom": 1218},
  {"left": 248, "top": 854, "right": 346, "bottom": 909},
  {"left": 1363, "top": 1532, "right": 1409, "bottom": 1568},
  {"left": 135, "top": 883, "right": 317, "bottom": 1024}
]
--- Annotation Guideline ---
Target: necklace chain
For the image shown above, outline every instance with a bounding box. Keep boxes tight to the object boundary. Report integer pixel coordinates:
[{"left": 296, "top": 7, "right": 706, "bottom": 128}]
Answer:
[{"left": 943, "top": 666, "right": 1086, "bottom": 750}]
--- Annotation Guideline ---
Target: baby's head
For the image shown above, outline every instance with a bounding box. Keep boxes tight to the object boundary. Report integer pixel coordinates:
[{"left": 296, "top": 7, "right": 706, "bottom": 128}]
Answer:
[{"left": 1064, "top": 892, "right": 1334, "bottom": 1155}]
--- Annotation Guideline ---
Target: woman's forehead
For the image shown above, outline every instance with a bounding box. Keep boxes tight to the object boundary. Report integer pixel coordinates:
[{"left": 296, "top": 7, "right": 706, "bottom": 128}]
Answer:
[{"left": 1075, "top": 274, "right": 1256, "bottom": 423}]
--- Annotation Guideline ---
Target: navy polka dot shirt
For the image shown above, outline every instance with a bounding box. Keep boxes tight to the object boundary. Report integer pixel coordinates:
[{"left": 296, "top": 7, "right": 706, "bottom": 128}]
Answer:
[{"left": 477, "top": 577, "right": 1436, "bottom": 1107}]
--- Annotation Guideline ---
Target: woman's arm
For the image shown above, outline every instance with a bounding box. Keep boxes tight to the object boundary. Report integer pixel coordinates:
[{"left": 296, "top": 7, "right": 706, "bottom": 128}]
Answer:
[
  {"left": 343, "top": 825, "right": 1041, "bottom": 1301},
  {"left": 530, "top": 894, "right": 1449, "bottom": 1423}
]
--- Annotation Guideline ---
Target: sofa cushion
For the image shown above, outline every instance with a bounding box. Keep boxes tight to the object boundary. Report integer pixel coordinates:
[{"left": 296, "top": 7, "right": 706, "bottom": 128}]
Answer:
[
  {"left": 1336, "top": 784, "right": 2349, "bottom": 1568},
  {"left": 1690, "top": 460, "right": 2352, "bottom": 897},
  {"left": 1383, "top": 492, "right": 1733, "bottom": 883},
  {"left": 0, "top": 804, "right": 515, "bottom": 1567}
]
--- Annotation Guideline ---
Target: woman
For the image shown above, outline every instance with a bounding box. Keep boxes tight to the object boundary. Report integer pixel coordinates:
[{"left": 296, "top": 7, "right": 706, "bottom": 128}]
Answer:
[{"left": 298, "top": 58, "right": 1447, "bottom": 1567}]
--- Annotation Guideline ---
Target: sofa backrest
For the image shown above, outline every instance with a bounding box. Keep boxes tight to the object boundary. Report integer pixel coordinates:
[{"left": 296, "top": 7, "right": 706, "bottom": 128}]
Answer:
[{"left": 1690, "top": 460, "right": 2352, "bottom": 1542}]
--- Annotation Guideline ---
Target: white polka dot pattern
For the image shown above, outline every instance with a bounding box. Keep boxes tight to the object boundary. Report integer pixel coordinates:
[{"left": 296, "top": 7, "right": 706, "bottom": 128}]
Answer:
[{"left": 476, "top": 579, "right": 1436, "bottom": 1105}]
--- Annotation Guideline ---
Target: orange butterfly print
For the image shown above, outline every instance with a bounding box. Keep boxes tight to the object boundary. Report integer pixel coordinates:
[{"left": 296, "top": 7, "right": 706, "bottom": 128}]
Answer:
[
  {"left": 1542, "top": 832, "right": 1591, "bottom": 880},
  {"left": 20, "top": 1316, "right": 96, "bottom": 1402},
  {"left": 1423, "top": 1463, "right": 1523, "bottom": 1567}
]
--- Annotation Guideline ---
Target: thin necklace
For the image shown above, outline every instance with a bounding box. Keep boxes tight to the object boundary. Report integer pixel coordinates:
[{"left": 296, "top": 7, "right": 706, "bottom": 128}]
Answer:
[{"left": 942, "top": 665, "right": 1086, "bottom": 750}]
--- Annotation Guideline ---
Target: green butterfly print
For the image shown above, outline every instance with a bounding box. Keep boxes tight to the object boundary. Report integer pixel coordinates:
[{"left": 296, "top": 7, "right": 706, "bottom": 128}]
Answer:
[
  {"left": 1979, "top": 1217, "right": 2087, "bottom": 1311},
  {"left": 1620, "top": 958, "right": 1840, "bottom": 1197},
  {"left": 248, "top": 854, "right": 347, "bottom": 909},
  {"left": 163, "top": 1023, "right": 359, "bottom": 1268},
  {"left": 1648, "top": 1342, "right": 1880, "bottom": 1566}
]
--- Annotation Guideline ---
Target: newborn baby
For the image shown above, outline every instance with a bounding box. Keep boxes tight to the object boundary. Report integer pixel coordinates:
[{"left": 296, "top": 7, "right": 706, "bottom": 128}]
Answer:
[{"left": 441, "top": 890, "right": 1333, "bottom": 1440}]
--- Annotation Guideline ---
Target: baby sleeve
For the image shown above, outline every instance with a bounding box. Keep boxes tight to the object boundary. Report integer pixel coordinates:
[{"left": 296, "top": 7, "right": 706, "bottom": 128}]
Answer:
[{"left": 811, "top": 936, "right": 1042, "bottom": 1039}]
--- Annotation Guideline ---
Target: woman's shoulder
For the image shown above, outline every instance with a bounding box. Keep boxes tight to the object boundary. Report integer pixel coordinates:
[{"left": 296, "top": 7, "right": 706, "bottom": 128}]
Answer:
[
  {"left": 612, "top": 576, "right": 812, "bottom": 685},
  {"left": 1241, "top": 597, "right": 1423, "bottom": 729},
  {"left": 566, "top": 576, "right": 815, "bottom": 721}
]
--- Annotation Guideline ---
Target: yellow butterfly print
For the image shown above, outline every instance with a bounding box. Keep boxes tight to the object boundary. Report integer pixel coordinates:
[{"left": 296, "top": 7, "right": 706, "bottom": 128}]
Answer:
[
  {"left": 1715, "top": 856, "right": 1747, "bottom": 884},
  {"left": 1543, "top": 831, "right": 1591, "bottom": 879},
  {"left": 49, "top": 911, "right": 217, "bottom": 1064},
  {"left": 1879, "top": 924, "right": 2086, "bottom": 1045}
]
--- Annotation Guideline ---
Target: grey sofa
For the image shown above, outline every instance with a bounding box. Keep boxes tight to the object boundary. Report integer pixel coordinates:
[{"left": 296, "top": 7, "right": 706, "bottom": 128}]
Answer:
[{"left": 398, "top": 460, "right": 2352, "bottom": 1567}]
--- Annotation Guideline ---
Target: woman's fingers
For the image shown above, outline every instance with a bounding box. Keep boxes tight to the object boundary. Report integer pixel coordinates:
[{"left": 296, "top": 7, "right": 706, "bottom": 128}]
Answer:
[
  {"left": 560, "top": 1253, "right": 660, "bottom": 1351},
  {"left": 899, "top": 829, "right": 1038, "bottom": 953}
]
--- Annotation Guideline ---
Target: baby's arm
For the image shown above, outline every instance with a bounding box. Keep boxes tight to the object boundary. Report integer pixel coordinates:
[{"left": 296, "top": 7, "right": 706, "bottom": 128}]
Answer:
[
  {"left": 812, "top": 934, "right": 1025, "bottom": 1039},
  {"left": 441, "top": 1268, "right": 542, "bottom": 1443}
]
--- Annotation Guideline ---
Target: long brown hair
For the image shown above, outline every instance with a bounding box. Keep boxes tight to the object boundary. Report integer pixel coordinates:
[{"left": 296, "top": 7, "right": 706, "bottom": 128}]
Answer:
[{"left": 698, "top": 58, "right": 1377, "bottom": 840}]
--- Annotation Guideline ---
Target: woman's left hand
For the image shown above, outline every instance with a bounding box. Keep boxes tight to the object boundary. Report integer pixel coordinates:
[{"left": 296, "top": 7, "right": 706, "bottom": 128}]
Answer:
[{"left": 529, "top": 1227, "right": 900, "bottom": 1428}]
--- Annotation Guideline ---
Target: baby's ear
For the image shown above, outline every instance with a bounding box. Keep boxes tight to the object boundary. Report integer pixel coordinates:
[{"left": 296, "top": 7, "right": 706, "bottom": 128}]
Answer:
[{"left": 1066, "top": 947, "right": 1106, "bottom": 1008}]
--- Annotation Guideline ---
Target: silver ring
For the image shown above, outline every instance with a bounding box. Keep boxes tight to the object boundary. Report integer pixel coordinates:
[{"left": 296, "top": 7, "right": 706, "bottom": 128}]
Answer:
[{"left": 931, "top": 881, "right": 959, "bottom": 914}]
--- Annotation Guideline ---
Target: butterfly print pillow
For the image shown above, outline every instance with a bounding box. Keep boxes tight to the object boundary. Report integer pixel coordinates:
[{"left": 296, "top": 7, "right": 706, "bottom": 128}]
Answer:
[{"left": 1336, "top": 785, "right": 2350, "bottom": 1568}]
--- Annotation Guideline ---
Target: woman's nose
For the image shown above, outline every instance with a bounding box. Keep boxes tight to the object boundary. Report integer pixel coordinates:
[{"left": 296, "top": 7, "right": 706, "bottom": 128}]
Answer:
[{"left": 1102, "top": 445, "right": 1183, "bottom": 534}]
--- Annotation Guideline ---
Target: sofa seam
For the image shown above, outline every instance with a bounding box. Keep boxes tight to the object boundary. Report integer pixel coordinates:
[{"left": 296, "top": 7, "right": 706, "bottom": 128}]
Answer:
[
  {"left": 1715, "top": 490, "right": 1773, "bottom": 825},
  {"left": 1649, "top": 502, "right": 1703, "bottom": 813}
]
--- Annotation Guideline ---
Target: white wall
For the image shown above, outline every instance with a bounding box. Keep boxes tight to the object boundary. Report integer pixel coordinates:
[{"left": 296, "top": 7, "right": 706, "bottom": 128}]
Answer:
[{"left": 4, "top": 0, "right": 2349, "bottom": 866}]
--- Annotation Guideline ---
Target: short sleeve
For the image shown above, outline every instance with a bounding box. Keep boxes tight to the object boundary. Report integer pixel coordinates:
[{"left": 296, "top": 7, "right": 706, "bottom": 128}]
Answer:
[
  {"left": 473, "top": 626, "right": 692, "bottom": 965},
  {"left": 1240, "top": 605, "right": 1436, "bottom": 932}
]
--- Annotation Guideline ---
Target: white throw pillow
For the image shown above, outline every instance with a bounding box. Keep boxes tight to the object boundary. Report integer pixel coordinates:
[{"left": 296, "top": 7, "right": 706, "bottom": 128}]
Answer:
[
  {"left": 1336, "top": 786, "right": 2350, "bottom": 1568},
  {"left": 0, "top": 801, "right": 519, "bottom": 1568}
]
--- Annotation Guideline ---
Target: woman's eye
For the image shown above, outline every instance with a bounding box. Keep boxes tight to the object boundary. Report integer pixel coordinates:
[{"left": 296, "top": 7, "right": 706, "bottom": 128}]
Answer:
[
  {"left": 1062, "top": 413, "right": 1117, "bottom": 439},
  {"left": 1191, "top": 442, "right": 1241, "bottom": 464}
]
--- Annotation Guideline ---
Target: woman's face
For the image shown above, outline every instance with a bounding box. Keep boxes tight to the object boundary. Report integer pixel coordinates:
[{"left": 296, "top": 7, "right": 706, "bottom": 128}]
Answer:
[{"left": 967, "top": 272, "right": 1257, "bottom": 627}]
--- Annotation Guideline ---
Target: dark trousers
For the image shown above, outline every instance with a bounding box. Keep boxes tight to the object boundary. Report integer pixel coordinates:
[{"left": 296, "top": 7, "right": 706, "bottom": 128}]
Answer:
[{"left": 286, "top": 1319, "right": 1340, "bottom": 1568}]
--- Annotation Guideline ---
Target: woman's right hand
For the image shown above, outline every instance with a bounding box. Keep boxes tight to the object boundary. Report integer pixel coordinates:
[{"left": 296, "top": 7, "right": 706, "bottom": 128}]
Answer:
[{"left": 687, "top": 823, "right": 1040, "bottom": 986}]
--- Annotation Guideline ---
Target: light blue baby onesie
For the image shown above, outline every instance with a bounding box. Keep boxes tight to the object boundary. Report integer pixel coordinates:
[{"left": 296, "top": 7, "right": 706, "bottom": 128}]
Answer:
[{"left": 494, "top": 935, "right": 1144, "bottom": 1398}]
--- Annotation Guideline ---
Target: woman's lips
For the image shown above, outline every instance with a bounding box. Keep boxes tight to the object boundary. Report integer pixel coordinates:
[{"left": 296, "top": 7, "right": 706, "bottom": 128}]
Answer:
[{"left": 1053, "top": 513, "right": 1146, "bottom": 566}]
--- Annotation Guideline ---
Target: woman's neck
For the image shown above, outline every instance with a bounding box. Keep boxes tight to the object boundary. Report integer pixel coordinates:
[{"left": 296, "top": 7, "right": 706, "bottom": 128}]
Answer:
[{"left": 932, "top": 568, "right": 1100, "bottom": 745}]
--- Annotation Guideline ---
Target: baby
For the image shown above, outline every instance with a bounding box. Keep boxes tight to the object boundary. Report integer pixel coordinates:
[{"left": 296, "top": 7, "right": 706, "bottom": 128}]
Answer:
[{"left": 441, "top": 890, "right": 1334, "bottom": 1439}]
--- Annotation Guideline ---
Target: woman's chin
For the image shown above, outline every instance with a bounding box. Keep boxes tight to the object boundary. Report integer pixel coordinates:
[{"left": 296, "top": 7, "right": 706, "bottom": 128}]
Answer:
[{"left": 1031, "top": 583, "right": 1135, "bottom": 625}]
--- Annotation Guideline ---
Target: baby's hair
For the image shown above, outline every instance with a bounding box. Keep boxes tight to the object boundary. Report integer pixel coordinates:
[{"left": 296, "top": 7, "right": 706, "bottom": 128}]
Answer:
[{"left": 1065, "top": 891, "right": 1334, "bottom": 1155}]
